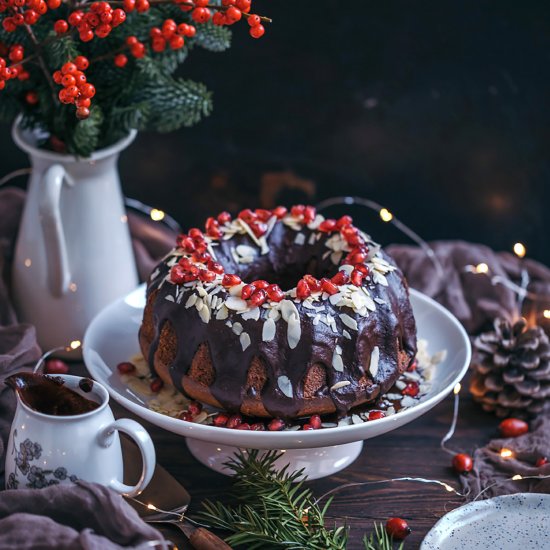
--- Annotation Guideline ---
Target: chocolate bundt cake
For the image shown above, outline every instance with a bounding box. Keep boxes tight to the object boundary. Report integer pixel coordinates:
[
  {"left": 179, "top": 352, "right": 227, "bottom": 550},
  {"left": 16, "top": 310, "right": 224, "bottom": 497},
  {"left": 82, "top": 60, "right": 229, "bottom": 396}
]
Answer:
[{"left": 139, "top": 205, "right": 417, "bottom": 419}]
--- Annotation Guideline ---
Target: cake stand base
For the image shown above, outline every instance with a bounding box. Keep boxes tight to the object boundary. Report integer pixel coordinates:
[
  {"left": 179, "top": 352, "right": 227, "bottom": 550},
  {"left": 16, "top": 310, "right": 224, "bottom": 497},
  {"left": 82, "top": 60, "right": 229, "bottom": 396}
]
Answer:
[{"left": 185, "top": 438, "right": 364, "bottom": 480}]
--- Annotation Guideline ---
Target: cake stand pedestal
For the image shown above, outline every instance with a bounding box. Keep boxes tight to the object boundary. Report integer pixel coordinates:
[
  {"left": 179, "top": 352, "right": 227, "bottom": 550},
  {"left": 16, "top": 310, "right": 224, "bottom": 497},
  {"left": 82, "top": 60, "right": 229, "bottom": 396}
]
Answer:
[{"left": 186, "top": 439, "right": 364, "bottom": 480}]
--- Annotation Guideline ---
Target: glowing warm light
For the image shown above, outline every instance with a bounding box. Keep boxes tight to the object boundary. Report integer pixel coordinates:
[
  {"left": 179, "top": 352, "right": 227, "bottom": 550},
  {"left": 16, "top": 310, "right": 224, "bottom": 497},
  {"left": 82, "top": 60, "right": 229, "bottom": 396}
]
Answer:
[
  {"left": 513, "top": 242, "right": 526, "bottom": 258},
  {"left": 69, "top": 340, "right": 81, "bottom": 350},
  {"left": 512, "top": 474, "right": 523, "bottom": 481},
  {"left": 24, "top": 258, "right": 32, "bottom": 267},
  {"left": 543, "top": 310, "right": 550, "bottom": 320},
  {"left": 150, "top": 209, "right": 165, "bottom": 221},
  {"left": 147, "top": 503, "right": 156, "bottom": 510},
  {"left": 453, "top": 383, "right": 461, "bottom": 395},
  {"left": 443, "top": 483, "right": 455, "bottom": 492},
  {"left": 500, "top": 448, "right": 513, "bottom": 458},
  {"left": 379, "top": 208, "right": 393, "bottom": 222},
  {"left": 475, "top": 263, "right": 489, "bottom": 274}
]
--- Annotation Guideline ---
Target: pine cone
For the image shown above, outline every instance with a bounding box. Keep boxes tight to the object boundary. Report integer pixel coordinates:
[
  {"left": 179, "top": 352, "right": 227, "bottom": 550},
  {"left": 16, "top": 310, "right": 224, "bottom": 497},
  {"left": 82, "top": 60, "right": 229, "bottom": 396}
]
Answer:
[{"left": 470, "top": 317, "right": 550, "bottom": 418}]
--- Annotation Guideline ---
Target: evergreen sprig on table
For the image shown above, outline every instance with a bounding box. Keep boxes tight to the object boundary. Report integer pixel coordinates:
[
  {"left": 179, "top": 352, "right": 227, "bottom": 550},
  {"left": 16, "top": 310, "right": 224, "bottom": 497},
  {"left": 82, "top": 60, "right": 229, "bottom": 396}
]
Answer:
[
  {"left": 0, "top": 0, "right": 270, "bottom": 156},
  {"left": 197, "top": 450, "right": 405, "bottom": 550}
]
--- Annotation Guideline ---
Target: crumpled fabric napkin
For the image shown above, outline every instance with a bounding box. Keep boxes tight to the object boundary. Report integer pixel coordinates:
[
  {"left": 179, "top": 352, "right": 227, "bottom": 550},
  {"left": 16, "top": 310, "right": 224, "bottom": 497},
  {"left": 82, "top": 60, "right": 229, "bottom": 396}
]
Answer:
[{"left": 0, "top": 480, "right": 166, "bottom": 549}]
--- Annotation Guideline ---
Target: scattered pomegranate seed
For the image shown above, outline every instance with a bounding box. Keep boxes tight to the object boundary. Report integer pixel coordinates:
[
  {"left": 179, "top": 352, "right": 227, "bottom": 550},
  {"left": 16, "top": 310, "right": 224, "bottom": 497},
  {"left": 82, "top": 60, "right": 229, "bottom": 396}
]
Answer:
[
  {"left": 402, "top": 381, "right": 419, "bottom": 397},
  {"left": 150, "top": 378, "right": 163, "bottom": 392},
  {"left": 267, "top": 284, "right": 285, "bottom": 302},
  {"left": 368, "top": 410, "right": 386, "bottom": 420},
  {"left": 319, "top": 219, "right": 337, "bottom": 232},
  {"left": 250, "top": 422, "right": 265, "bottom": 431},
  {"left": 296, "top": 279, "right": 312, "bottom": 299},
  {"left": 272, "top": 206, "right": 287, "bottom": 219},
  {"left": 309, "top": 414, "right": 322, "bottom": 429},
  {"left": 452, "top": 453, "right": 473, "bottom": 474},
  {"left": 44, "top": 358, "right": 70, "bottom": 375},
  {"left": 217, "top": 211, "right": 231, "bottom": 224},
  {"left": 499, "top": 418, "right": 529, "bottom": 438},
  {"left": 179, "top": 412, "right": 193, "bottom": 422},
  {"left": 268, "top": 418, "right": 285, "bottom": 431},
  {"left": 250, "top": 289, "right": 267, "bottom": 306},
  {"left": 226, "top": 414, "right": 242, "bottom": 429},
  {"left": 237, "top": 423, "right": 251, "bottom": 430},
  {"left": 535, "top": 456, "right": 548, "bottom": 467},
  {"left": 336, "top": 215, "right": 353, "bottom": 228},
  {"left": 241, "top": 284, "right": 256, "bottom": 300},
  {"left": 187, "top": 401, "right": 202, "bottom": 416},
  {"left": 385, "top": 517, "right": 411, "bottom": 540},
  {"left": 321, "top": 278, "right": 338, "bottom": 295},
  {"left": 252, "top": 279, "right": 269, "bottom": 289},
  {"left": 213, "top": 413, "right": 229, "bottom": 427},
  {"left": 116, "top": 361, "right": 136, "bottom": 374},
  {"left": 331, "top": 270, "right": 349, "bottom": 286},
  {"left": 222, "top": 273, "right": 241, "bottom": 287}
]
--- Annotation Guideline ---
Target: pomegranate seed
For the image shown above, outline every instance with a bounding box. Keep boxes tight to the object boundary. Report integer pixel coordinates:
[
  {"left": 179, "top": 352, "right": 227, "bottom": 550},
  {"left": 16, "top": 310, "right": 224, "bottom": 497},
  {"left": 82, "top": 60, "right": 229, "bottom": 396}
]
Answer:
[
  {"left": 354, "top": 263, "right": 370, "bottom": 276},
  {"left": 252, "top": 280, "right": 269, "bottom": 290},
  {"left": 170, "top": 265, "right": 186, "bottom": 284},
  {"left": 44, "top": 358, "right": 70, "bottom": 375},
  {"left": 117, "top": 361, "right": 136, "bottom": 374},
  {"left": 187, "top": 401, "right": 202, "bottom": 416},
  {"left": 205, "top": 216, "right": 217, "bottom": 230},
  {"left": 304, "top": 274, "right": 321, "bottom": 292},
  {"left": 222, "top": 273, "right": 241, "bottom": 287},
  {"left": 192, "top": 252, "right": 211, "bottom": 264},
  {"left": 213, "top": 413, "right": 229, "bottom": 427},
  {"left": 207, "top": 226, "right": 222, "bottom": 239},
  {"left": 385, "top": 518, "right": 411, "bottom": 540},
  {"left": 268, "top": 418, "right": 285, "bottom": 431},
  {"left": 249, "top": 220, "right": 267, "bottom": 237},
  {"left": 180, "top": 237, "right": 196, "bottom": 253},
  {"left": 249, "top": 289, "right": 267, "bottom": 306},
  {"left": 267, "top": 284, "right": 285, "bottom": 302},
  {"left": 321, "top": 278, "right": 338, "bottom": 295},
  {"left": 347, "top": 252, "right": 366, "bottom": 265},
  {"left": 238, "top": 208, "right": 256, "bottom": 223},
  {"left": 368, "top": 410, "right": 386, "bottom": 420},
  {"left": 250, "top": 422, "right": 266, "bottom": 431},
  {"left": 341, "top": 226, "right": 358, "bottom": 240},
  {"left": 336, "top": 215, "right": 353, "bottom": 228},
  {"left": 237, "top": 423, "right": 251, "bottom": 430},
  {"left": 199, "top": 269, "right": 216, "bottom": 282},
  {"left": 186, "top": 265, "right": 200, "bottom": 278},
  {"left": 241, "top": 284, "right": 256, "bottom": 300},
  {"left": 452, "top": 453, "right": 473, "bottom": 474},
  {"left": 331, "top": 271, "right": 349, "bottom": 286},
  {"left": 303, "top": 206, "right": 316, "bottom": 223},
  {"left": 309, "top": 415, "right": 322, "bottom": 429},
  {"left": 194, "top": 242, "right": 208, "bottom": 254},
  {"left": 150, "top": 378, "right": 163, "bottom": 392},
  {"left": 318, "top": 219, "right": 337, "bottom": 232},
  {"left": 407, "top": 359, "right": 418, "bottom": 372},
  {"left": 499, "top": 418, "right": 529, "bottom": 438},
  {"left": 272, "top": 206, "right": 287, "bottom": 219},
  {"left": 255, "top": 208, "right": 272, "bottom": 222},
  {"left": 189, "top": 228, "right": 203, "bottom": 240},
  {"left": 535, "top": 456, "right": 548, "bottom": 467},
  {"left": 350, "top": 269, "right": 364, "bottom": 286},
  {"left": 291, "top": 204, "right": 305, "bottom": 217},
  {"left": 217, "top": 211, "right": 231, "bottom": 224},
  {"left": 226, "top": 414, "right": 242, "bottom": 429},
  {"left": 402, "top": 381, "right": 419, "bottom": 397},
  {"left": 296, "top": 279, "right": 311, "bottom": 299},
  {"left": 207, "top": 261, "right": 224, "bottom": 274},
  {"left": 303, "top": 424, "right": 314, "bottom": 430},
  {"left": 179, "top": 412, "right": 193, "bottom": 422}
]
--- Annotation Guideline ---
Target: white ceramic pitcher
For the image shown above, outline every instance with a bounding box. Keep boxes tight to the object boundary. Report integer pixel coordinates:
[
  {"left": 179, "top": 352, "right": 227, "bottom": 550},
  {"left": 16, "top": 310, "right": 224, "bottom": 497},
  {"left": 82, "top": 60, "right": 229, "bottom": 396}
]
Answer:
[{"left": 11, "top": 120, "right": 139, "bottom": 354}]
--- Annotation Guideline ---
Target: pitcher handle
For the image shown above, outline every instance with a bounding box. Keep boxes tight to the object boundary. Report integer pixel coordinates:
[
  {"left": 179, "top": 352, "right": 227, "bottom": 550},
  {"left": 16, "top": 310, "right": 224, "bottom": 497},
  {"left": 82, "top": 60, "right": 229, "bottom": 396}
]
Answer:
[
  {"left": 99, "top": 418, "right": 156, "bottom": 497},
  {"left": 39, "top": 163, "right": 71, "bottom": 297}
]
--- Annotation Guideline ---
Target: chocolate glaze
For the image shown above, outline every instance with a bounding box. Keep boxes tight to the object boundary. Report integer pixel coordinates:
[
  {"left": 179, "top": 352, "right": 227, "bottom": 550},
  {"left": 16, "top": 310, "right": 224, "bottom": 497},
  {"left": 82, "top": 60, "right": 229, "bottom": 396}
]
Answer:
[
  {"left": 6, "top": 373, "right": 100, "bottom": 416},
  {"left": 144, "top": 222, "right": 417, "bottom": 419}
]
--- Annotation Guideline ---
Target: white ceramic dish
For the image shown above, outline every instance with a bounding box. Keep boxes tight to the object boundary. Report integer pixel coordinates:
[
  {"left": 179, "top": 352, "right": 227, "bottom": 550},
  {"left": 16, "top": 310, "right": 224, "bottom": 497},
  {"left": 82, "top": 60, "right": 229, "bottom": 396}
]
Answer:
[
  {"left": 421, "top": 493, "right": 550, "bottom": 549},
  {"left": 84, "top": 285, "right": 471, "bottom": 479}
]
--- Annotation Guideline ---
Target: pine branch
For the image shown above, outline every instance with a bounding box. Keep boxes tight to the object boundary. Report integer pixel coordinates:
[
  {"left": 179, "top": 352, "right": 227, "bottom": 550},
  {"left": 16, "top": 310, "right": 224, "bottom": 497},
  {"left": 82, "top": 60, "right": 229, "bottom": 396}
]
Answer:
[{"left": 363, "top": 523, "right": 404, "bottom": 550}]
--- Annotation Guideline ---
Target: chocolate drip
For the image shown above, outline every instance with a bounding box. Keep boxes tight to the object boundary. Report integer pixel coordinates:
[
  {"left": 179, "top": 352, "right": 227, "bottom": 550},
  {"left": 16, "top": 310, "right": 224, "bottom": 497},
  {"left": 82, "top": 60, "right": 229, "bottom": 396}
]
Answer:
[{"left": 145, "top": 224, "right": 417, "bottom": 419}]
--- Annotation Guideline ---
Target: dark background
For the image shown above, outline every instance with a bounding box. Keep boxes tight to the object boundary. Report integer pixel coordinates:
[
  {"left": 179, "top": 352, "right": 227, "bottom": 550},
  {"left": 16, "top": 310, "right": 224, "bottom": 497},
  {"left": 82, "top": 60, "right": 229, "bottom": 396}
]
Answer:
[{"left": 2, "top": 1, "right": 549, "bottom": 264}]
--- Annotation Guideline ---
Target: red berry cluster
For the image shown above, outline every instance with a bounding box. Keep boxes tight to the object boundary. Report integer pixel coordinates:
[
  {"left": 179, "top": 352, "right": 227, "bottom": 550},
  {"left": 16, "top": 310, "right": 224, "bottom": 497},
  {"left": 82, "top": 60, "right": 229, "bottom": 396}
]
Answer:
[
  {"left": 0, "top": 44, "right": 28, "bottom": 90},
  {"left": 126, "top": 35, "right": 146, "bottom": 58},
  {"left": 149, "top": 19, "right": 195, "bottom": 52},
  {"left": 60, "top": 2, "right": 126, "bottom": 42},
  {"left": 1, "top": 0, "right": 59, "bottom": 32},
  {"left": 53, "top": 57, "right": 95, "bottom": 119},
  {"left": 123, "top": 0, "right": 150, "bottom": 13}
]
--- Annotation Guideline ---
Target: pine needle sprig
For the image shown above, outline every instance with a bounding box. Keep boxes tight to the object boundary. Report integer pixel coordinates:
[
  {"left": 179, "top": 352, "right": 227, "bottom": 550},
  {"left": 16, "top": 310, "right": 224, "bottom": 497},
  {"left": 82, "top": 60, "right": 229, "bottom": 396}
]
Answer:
[
  {"left": 197, "top": 450, "right": 349, "bottom": 550},
  {"left": 363, "top": 523, "right": 404, "bottom": 550}
]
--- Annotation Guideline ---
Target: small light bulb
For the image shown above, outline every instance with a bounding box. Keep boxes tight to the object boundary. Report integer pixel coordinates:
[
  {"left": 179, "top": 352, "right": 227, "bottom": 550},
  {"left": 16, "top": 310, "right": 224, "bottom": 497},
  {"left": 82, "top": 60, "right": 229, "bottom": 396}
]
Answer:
[
  {"left": 475, "top": 263, "right": 489, "bottom": 274},
  {"left": 147, "top": 503, "right": 156, "bottom": 510},
  {"left": 453, "top": 383, "right": 461, "bottom": 395},
  {"left": 443, "top": 483, "right": 455, "bottom": 492},
  {"left": 513, "top": 242, "right": 526, "bottom": 258},
  {"left": 150, "top": 209, "right": 165, "bottom": 222},
  {"left": 500, "top": 448, "right": 513, "bottom": 458},
  {"left": 512, "top": 474, "right": 522, "bottom": 481},
  {"left": 70, "top": 340, "right": 81, "bottom": 350},
  {"left": 543, "top": 310, "right": 550, "bottom": 320},
  {"left": 379, "top": 208, "right": 393, "bottom": 222}
]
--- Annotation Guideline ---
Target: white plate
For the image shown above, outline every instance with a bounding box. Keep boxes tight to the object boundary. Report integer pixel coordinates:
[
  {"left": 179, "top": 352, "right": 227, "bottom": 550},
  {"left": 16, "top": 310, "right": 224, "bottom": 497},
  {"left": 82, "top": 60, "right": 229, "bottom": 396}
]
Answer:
[
  {"left": 421, "top": 493, "right": 550, "bottom": 549},
  {"left": 83, "top": 285, "right": 471, "bottom": 477}
]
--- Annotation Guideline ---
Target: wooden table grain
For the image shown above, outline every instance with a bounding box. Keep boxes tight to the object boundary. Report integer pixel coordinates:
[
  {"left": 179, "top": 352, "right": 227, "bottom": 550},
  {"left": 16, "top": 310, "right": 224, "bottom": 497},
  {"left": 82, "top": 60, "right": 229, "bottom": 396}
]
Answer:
[{"left": 98, "top": 366, "right": 497, "bottom": 550}]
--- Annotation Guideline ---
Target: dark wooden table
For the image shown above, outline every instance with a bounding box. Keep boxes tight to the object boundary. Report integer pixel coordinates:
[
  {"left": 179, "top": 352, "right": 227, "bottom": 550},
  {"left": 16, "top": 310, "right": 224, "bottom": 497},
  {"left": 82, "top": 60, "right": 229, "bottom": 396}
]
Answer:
[{"left": 89, "top": 364, "right": 498, "bottom": 550}]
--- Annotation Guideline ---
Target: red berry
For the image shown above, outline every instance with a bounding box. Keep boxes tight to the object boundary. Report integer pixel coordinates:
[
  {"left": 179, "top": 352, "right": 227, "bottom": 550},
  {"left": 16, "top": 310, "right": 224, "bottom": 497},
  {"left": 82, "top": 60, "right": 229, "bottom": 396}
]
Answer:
[
  {"left": 74, "top": 55, "right": 89, "bottom": 70},
  {"left": 211, "top": 10, "right": 225, "bottom": 24},
  {"left": 191, "top": 6, "right": 211, "bottom": 23},
  {"left": 272, "top": 206, "right": 287, "bottom": 219},
  {"left": 226, "top": 414, "right": 242, "bottom": 429},
  {"left": 80, "top": 29, "right": 94, "bottom": 42},
  {"left": 79, "top": 82, "right": 95, "bottom": 98},
  {"left": 309, "top": 414, "right": 322, "bottom": 429},
  {"left": 61, "top": 74, "right": 76, "bottom": 87},
  {"left": 249, "top": 289, "right": 267, "bottom": 307},
  {"left": 331, "top": 270, "right": 349, "bottom": 286},
  {"left": 25, "top": 91, "right": 39, "bottom": 105},
  {"left": 123, "top": 0, "right": 135, "bottom": 11},
  {"left": 222, "top": 273, "right": 241, "bottom": 287},
  {"left": 95, "top": 23, "right": 112, "bottom": 38},
  {"left": 368, "top": 410, "right": 386, "bottom": 420},
  {"left": 76, "top": 107, "right": 90, "bottom": 120},
  {"left": 499, "top": 418, "right": 529, "bottom": 438},
  {"left": 44, "top": 358, "right": 70, "bottom": 375},
  {"left": 247, "top": 13, "right": 260, "bottom": 26},
  {"left": 162, "top": 18, "right": 177, "bottom": 37},
  {"left": 535, "top": 456, "right": 548, "bottom": 467},
  {"left": 150, "top": 378, "right": 163, "bottom": 392},
  {"left": 52, "top": 70, "right": 64, "bottom": 84},
  {"left": 136, "top": 0, "right": 149, "bottom": 12},
  {"left": 24, "top": 10, "right": 40, "bottom": 24},
  {"left": 385, "top": 518, "right": 411, "bottom": 540},
  {"left": 217, "top": 211, "right": 231, "bottom": 224},
  {"left": 61, "top": 61, "right": 77, "bottom": 75},
  {"left": 452, "top": 453, "right": 473, "bottom": 474},
  {"left": 111, "top": 8, "right": 125, "bottom": 26},
  {"left": 321, "top": 278, "right": 338, "bottom": 295},
  {"left": 47, "top": 0, "right": 61, "bottom": 8},
  {"left": 249, "top": 23, "right": 265, "bottom": 38},
  {"left": 130, "top": 43, "right": 146, "bottom": 58},
  {"left": 268, "top": 418, "right": 285, "bottom": 431},
  {"left": 187, "top": 401, "right": 202, "bottom": 416},
  {"left": 169, "top": 35, "right": 185, "bottom": 49},
  {"left": 152, "top": 37, "right": 166, "bottom": 52},
  {"left": 114, "top": 53, "right": 128, "bottom": 67},
  {"left": 9, "top": 46, "right": 23, "bottom": 63},
  {"left": 266, "top": 284, "right": 284, "bottom": 302},
  {"left": 117, "top": 361, "right": 135, "bottom": 374},
  {"left": 296, "top": 279, "right": 311, "bottom": 299},
  {"left": 402, "top": 381, "right": 419, "bottom": 397},
  {"left": 225, "top": 5, "right": 241, "bottom": 23},
  {"left": 236, "top": 0, "right": 251, "bottom": 11},
  {"left": 241, "top": 284, "right": 256, "bottom": 300},
  {"left": 213, "top": 413, "right": 229, "bottom": 427}
]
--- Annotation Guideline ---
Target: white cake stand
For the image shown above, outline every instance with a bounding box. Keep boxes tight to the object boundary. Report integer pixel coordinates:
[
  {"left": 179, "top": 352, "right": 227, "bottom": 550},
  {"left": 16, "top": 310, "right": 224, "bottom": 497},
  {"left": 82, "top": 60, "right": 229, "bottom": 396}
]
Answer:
[{"left": 84, "top": 285, "right": 471, "bottom": 480}]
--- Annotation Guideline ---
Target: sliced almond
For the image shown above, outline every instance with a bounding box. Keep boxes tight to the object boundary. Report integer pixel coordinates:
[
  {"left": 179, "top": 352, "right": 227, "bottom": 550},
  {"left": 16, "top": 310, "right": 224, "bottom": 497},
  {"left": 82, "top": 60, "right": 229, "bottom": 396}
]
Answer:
[
  {"left": 277, "top": 375, "right": 293, "bottom": 398},
  {"left": 240, "top": 332, "right": 251, "bottom": 351},
  {"left": 262, "top": 318, "right": 276, "bottom": 342}
]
